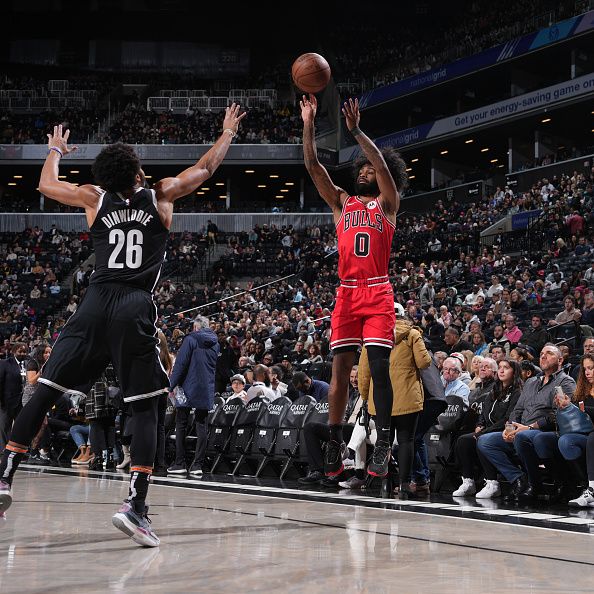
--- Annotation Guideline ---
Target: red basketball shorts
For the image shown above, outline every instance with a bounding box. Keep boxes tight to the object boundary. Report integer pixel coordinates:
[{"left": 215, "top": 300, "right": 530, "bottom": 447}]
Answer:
[{"left": 330, "top": 282, "right": 395, "bottom": 350}]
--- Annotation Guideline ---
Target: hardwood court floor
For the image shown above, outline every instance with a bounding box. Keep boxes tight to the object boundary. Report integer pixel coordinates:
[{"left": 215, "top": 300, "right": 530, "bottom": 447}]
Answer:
[{"left": 1, "top": 468, "right": 593, "bottom": 593}]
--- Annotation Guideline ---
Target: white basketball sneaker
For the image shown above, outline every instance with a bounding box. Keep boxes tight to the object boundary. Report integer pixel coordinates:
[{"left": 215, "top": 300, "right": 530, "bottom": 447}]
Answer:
[{"left": 452, "top": 477, "right": 476, "bottom": 497}]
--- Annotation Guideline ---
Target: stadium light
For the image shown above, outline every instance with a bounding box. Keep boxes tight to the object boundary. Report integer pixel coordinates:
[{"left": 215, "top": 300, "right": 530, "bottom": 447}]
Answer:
[
  {"left": 285, "top": 182, "right": 294, "bottom": 186},
  {"left": 541, "top": 117, "right": 551, "bottom": 123},
  {"left": 219, "top": 195, "right": 226, "bottom": 198},
  {"left": 440, "top": 150, "right": 448, "bottom": 155},
  {"left": 275, "top": 195, "right": 284, "bottom": 198},
  {"left": 69, "top": 170, "right": 79, "bottom": 174},
  {"left": 411, "top": 158, "right": 419, "bottom": 162},
  {"left": 280, "top": 189, "right": 289, "bottom": 192},
  {"left": 8, "top": 182, "right": 17, "bottom": 186},
  {"left": 196, "top": 191, "right": 204, "bottom": 195},
  {"left": 481, "top": 148, "right": 489, "bottom": 152},
  {"left": 490, "top": 159, "right": 498, "bottom": 163},
  {"left": 58, "top": 175, "right": 67, "bottom": 179},
  {"left": 406, "top": 167, "right": 412, "bottom": 172},
  {"left": 13, "top": 175, "right": 22, "bottom": 179},
  {"left": 215, "top": 182, "right": 224, "bottom": 186},
  {"left": 144, "top": 175, "right": 152, "bottom": 179},
  {"left": 408, "top": 175, "right": 416, "bottom": 179},
  {"left": 269, "top": 174, "right": 279, "bottom": 178},
  {"left": 202, "top": 187, "right": 210, "bottom": 190},
  {"left": 257, "top": 185, "right": 266, "bottom": 188},
  {"left": 245, "top": 170, "right": 255, "bottom": 173},
  {"left": 465, "top": 139, "right": 474, "bottom": 144}
]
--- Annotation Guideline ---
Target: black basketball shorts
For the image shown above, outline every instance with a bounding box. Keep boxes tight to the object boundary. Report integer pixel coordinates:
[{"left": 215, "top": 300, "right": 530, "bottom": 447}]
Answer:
[{"left": 38, "top": 283, "right": 169, "bottom": 402}]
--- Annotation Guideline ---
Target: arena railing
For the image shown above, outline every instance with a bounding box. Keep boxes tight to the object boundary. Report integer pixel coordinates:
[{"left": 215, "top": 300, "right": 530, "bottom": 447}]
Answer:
[{"left": 0, "top": 213, "right": 335, "bottom": 234}]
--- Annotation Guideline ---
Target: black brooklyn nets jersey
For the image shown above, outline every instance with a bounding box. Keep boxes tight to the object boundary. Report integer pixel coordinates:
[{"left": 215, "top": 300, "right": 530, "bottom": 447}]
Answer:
[{"left": 89, "top": 187, "right": 169, "bottom": 292}]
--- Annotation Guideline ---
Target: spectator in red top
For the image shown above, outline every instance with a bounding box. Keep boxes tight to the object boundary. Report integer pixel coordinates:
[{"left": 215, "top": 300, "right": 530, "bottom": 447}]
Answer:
[{"left": 566, "top": 210, "right": 585, "bottom": 235}]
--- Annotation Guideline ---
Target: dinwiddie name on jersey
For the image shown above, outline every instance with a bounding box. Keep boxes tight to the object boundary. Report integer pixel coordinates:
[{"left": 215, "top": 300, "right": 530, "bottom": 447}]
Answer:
[
  {"left": 343, "top": 209, "right": 383, "bottom": 233},
  {"left": 101, "top": 209, "right": 154, "bottom": 229}
]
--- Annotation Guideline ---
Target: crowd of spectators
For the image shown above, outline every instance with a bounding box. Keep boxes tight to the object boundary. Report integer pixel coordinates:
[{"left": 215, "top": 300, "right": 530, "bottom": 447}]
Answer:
[
  {"left": 100, "top": 104, "right": 301, "bottom": 145},
  {"left": 329, "top": 0, "right": 584, "bottom": 92},
  {"left": 0, "top": 108, "right": 106, "bottom": 144},
  {"left": 0, "top": 226, "right": 92, "bottom": 357}
]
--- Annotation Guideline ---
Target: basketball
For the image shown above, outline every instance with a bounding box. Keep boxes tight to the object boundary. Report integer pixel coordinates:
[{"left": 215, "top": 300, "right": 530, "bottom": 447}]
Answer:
[{"left": 291, "top": 53, "right": 331, "bottom": 94}]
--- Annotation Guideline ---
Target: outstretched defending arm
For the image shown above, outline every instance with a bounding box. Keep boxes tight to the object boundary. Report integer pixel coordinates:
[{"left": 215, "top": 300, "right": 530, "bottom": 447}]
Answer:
[
  {"left": 300, "top": 94, "right": 348, "bottom": 221},
  {"left": 342, "top": 98, "right": 399, "bottom": 218},
  {"left": 153, "top": 103, "right": 246, "bottom": 228},
  {"left": 155, "top": 103, "right": 246, "bottom": 203},
  {"left": 38, "top": 125, "right": 102, "bottom": 221}
]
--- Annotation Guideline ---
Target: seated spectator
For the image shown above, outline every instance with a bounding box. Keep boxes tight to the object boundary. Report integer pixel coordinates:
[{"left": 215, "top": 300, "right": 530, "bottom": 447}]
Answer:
[
  {"left": 520, "top": 360, "right": 541, "bottom": 382},
  {"left": 441, "top": 357, "right": 471, "bottom": 406},
  {"left": 510, "top": 290, "right": 528, "bottom": 311},
  {"left": 557, "top": 354, "right": 594, "bottom": 506},
  {"left": 550, "top": 296, "right": 582, "bottom": 326},
  {"left": 503, "top": 314, "right": 523, "bottom": 345},
  {"left": 471, "top": 331, "right": 489, "bottom": 357},
  {"left": 453, "top": 358, "right": 523, "bottom": 498},
  {"left": 487, "top": 275, "right": 504, "bottom": 298},
  {"left": 270, "top": 365, "right": 288, "bottom": 400},
  {"left": 520, "top": 314, "right": 549, "bottom": 358},
  {"left": 292, "top": 371, "right": 329, "bottom": 402},
  {"left": 306, "top": 343, "right": 323, "bottom": 364},
  {"left": 477, "top": 344, "right": 576, "bottom": 503},
  {"left": 245, "top": 364, "right": 276, "bottom": 402},
  {"left": 464, "top": 284, "right": 484, "bottom": 306},
  {"left": 444, "top": 326, "right": 472, "bottom": 355},
  {"left": 510, "top": 347, "right": 532, "bottom": 364},
  {"left": 468, "top": 357, "right": 498, "bottom": 416},
  {"left": 468, "top": 355, "right": 484, "bottom": 391},
  {"left": 487, "top": 325, "right": 511, "bottom": 356},
  {"left": 290, "top": 341, "right": 307, "bottom": 364},
  {"left": 437, "top": 305, "right": 452, "bottom": 328},
  {"left": 456, "top": 350, "right": 474, "bottom": 386},
  {"left": 226, "top": 373, "right": 248, "bottom": 402}
]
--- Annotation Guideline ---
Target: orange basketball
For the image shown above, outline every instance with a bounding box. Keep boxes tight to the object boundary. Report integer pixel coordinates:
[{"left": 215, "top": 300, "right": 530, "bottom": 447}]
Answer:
[{"left": 291, "top": 53, "right": 331, "bottom": 94}]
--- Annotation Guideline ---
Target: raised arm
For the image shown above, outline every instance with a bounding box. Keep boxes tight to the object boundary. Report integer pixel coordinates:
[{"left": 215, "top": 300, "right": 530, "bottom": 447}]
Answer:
[
  {"left": 300, "top": 94, "right": 347, "bottom": 221},
  {"left": 342, "top": 98, "right": 399, "bottom": 218},
  {"left": 155, "top": 103, "right": 246, "bottom": 203},
  {"left": 38, "top": 125, "right": 102, "bottom": 224}
]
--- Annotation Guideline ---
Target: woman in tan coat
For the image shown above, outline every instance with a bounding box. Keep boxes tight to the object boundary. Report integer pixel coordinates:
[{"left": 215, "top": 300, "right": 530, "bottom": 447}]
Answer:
[{"left": 359, "top": 309, "right": 432, "bottom": 498}]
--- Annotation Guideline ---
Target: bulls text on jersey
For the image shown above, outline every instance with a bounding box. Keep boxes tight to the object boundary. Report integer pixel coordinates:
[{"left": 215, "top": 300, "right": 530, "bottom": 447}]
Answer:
[{"left": 342, "top": 209, "right": 383, "bottom": 233}]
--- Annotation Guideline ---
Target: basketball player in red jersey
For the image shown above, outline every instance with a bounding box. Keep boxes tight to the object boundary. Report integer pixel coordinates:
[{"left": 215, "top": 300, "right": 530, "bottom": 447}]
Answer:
[{"left": 300, "top": 94, "right": 408, "bottom": 478}]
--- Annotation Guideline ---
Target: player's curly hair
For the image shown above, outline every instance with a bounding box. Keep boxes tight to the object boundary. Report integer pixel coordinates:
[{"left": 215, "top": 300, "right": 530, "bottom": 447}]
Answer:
[
  {"left": 353, "top": 147, "right": 409, "bottom": 192},
  {"left": 92, "top": 142, "right": 141, "bottom": 192}
]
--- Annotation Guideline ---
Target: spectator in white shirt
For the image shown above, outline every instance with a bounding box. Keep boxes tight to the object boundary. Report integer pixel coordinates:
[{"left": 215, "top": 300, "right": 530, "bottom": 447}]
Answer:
[
  {"left": 487, "top": 275, "right": 504, "bottom": 298},
  {"left": 464, "top": 285, "right": 485, "bottom": 306}
]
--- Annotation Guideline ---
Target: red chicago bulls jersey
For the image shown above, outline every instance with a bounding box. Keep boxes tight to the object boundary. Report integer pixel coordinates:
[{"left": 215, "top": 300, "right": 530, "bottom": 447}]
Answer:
[{"left": 335, "top": 196, "right": 395, "bottom": 281}]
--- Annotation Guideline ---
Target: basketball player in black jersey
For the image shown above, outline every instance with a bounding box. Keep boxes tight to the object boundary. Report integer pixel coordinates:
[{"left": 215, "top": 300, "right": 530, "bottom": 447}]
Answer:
[{"left": 0, "top": 104, "right": 246, "bottom": 547}]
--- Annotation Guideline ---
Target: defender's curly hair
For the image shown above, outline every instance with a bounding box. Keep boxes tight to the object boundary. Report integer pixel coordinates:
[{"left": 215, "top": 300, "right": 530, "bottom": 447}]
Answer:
[
  {"left": 353, "top": 147, "right": 408, "bottom": 192},
  {"left": 91, "top": 142, "right": 141, "bottom": 193}
]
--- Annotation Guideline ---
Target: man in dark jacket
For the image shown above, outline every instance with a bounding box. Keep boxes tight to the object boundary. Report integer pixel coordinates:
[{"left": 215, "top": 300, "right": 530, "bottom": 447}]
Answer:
[
  {"left": 519, "top": 314, "right": 549, "bottom": 359},
  {"left": 167, "top": 316, "right": 219, "bottom": 477},
  {"left": 0, "top": 343, "right": 28, "bottom": 451},
  {"left": 291, "top": 371, "right": 329, "bottom": 402}
]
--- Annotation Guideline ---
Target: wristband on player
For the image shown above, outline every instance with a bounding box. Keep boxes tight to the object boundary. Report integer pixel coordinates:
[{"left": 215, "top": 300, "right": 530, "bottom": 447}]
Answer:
[
  {"left": 223, "top": 128, "right": 236, "bottom": 138},
  {"left": 351, "top": 126, "right": 362, "bottom": 136},
  {"left": 48, "top": 147, "right": 63, "bottom": 158}
]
